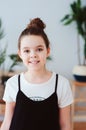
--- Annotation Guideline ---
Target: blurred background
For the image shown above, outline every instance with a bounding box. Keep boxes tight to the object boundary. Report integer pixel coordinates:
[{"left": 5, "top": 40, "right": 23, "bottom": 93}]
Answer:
[
  {"left": 0, "top": 0, "right": 85, "bottom": 80},
  {"left": 0, "top": 1, "right": 86, "bottom": 129}
]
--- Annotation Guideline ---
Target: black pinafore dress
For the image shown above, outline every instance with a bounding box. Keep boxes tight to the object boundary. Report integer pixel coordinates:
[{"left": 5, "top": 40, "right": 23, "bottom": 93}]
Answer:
[{"left": 9, "top": 74, "right": 61, "bottom": 130}]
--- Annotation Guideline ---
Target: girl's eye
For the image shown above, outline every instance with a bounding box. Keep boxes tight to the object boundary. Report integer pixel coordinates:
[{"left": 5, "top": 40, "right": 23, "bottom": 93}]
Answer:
[
  {"left": 24, "top": 50, "right": 30, "bottom": 53},
  {"left": 37, "top": 48, "right": 43, "bottom": 52}
]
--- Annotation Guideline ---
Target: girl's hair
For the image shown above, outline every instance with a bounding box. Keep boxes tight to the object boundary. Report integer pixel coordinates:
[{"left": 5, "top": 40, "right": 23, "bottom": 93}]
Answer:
[{"left": 18, "top": 18, "right": 50, "bottom": 49}]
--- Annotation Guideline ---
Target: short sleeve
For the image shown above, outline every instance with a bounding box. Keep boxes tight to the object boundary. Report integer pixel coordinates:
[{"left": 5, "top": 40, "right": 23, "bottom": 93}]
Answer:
[
  {"left": 3, "top": 75, "right": 18, "bottom": 102},
  {"left": 58, "top": 75, "right": 74, "bottom": 108}
]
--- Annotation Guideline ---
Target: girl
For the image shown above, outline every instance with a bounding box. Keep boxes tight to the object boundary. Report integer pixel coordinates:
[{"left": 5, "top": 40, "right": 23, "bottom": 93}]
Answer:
[{"left": 0, "top": 18, "right": 73, "bottom": 130}]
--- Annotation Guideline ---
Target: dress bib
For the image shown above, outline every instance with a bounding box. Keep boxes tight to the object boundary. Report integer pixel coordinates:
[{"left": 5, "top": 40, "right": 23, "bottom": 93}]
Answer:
[{"left": 9, "top": 74, "right": 61, "bottom": 130}]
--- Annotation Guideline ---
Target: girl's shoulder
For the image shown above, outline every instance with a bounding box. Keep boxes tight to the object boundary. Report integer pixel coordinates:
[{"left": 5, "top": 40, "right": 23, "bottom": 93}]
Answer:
[
  {"left": 54, "top": 72, "right": 69, "bottom": 84},
  {"left": 6, "top": 73, "right": 22, "bottom": 85},
  {"left": 58, "top": 74, "right": 69, "bottom": 83},
  {"left": 56, "top": 73, "right": 71, "bottom": 90}
]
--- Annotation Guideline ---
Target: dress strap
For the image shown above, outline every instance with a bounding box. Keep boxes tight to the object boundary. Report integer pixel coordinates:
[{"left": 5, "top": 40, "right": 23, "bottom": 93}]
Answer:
[
  {"left": 55, "top": 74, "right": 58, "bottom": 93},
  {"left": 18, "top": 75, "right": 21, "bottom": 91}
]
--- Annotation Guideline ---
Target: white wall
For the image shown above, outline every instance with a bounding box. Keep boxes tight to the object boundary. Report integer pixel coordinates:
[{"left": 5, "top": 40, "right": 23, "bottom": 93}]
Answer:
[{"left": 0, "top": 0, "right": 86, "bottom": 79}]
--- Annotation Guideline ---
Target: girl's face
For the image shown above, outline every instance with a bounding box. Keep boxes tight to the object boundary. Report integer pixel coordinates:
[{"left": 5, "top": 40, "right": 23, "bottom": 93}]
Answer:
[{"left": 18, "top": 35, "right": 50, "bottom": 71}]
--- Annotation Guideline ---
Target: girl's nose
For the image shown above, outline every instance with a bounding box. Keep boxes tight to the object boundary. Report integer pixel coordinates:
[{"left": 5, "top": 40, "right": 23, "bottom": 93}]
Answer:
[{"left": 30, "top": 51, "right": 37, "bottom": 58}]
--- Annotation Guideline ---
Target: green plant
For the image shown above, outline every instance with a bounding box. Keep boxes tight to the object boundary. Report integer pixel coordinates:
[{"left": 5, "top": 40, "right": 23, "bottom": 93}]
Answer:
[
  {"left": 0, "top": 18, "right": 6, "bottom": 67},
  {"left": 0, "top": 19, "right": 4, "bottom": 39},
  {"left": 8, "top": 54, "right": 22, "bottom": 71},
  {"left": 0, "top": 47, "right": 6, "bottom": 66},
  {"left": 61, "top": 0, "right": 86, "bottom": 65}
]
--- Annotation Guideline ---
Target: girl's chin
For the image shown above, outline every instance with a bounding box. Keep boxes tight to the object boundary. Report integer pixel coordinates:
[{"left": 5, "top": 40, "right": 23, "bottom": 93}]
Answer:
[{"left": 27, "top": 66, "right": 41, "bottom": 71}]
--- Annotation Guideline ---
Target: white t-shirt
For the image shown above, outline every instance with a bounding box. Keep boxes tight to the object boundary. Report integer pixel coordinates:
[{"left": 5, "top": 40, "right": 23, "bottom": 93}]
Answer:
[{"left": 3, "top": 72, "right": 73, "bottom": 108}]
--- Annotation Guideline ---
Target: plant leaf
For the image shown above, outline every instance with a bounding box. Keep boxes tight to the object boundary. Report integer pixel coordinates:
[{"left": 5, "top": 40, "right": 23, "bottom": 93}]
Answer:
[
  {"left": 8, "top": 54, "right": 22, "bottom": 71},
  {"left": 63, "top": 18, "right": 73, "bottom": 25},
  {"left": 0, "top": 19, "right": 4, "bottom": 40},
  {"left": 61, "top": 15, "right": 70, "bottom": 22},
  {"left": 0, "top": 47, "right": 6, "bottom": 66}
]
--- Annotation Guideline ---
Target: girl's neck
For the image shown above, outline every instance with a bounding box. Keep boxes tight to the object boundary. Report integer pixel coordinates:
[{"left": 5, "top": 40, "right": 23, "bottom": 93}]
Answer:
[{"left": 24, "top": 69, "right": 52, "bottom": 84}]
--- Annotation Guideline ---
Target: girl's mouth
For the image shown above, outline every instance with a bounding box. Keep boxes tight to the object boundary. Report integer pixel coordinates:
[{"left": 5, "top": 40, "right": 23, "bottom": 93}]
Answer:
[{"left": 29, "top": 61, "right": 40, "bottom": 64}]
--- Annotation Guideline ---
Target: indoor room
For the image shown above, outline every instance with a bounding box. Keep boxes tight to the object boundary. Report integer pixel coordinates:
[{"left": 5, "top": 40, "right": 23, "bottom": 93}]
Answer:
[{"left": 0, "top": 0, "right": 86, "bottom": 130}]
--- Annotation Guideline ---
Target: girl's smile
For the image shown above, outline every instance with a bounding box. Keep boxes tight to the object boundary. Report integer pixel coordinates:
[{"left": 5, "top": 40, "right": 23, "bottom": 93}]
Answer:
[{"left": 29, "top": 60, "right": 40, "bottom": 64}]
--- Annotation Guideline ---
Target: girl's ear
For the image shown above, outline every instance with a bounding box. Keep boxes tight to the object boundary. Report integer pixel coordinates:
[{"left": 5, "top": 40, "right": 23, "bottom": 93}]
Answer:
[
  {"left": 17, "top": 50, "right": 22, "bottom": 59},
  {"left": 47, "top": 47, "right": 50, "bottom": 57}
]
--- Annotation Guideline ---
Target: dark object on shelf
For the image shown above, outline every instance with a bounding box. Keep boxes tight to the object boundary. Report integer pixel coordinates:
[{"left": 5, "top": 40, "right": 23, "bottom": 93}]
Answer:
[
  {"left": 1, "top": 76, "right": 10, "bottom": 87},
  {"left": 73, "top": 74, "right": 86, "bottom": 82}
]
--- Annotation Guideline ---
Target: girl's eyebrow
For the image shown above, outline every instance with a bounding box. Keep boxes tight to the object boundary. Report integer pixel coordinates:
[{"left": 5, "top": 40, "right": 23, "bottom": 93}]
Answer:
[
  {"left": 22, "top": 47, "right": 29, "bottom": 50},
  {"left": 22, "top": 45, "right": 44, "bottom": 50},
  {"left": 36, "top": 45, "right": 44, "bottom": 48}
]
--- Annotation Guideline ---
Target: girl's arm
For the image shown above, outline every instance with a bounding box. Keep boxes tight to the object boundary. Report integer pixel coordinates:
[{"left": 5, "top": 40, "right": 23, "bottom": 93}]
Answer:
[
  {"left": 0, "top": 102, "right": 15, "bottom": 130},
  {"left": 60, "top": 105, "right": 72, "bottom": 130}
]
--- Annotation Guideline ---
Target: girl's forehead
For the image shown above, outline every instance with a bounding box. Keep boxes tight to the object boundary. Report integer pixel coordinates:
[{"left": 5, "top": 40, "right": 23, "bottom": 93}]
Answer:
[{"left": 20, "top": 35, "right": 46, "bottom": 48}]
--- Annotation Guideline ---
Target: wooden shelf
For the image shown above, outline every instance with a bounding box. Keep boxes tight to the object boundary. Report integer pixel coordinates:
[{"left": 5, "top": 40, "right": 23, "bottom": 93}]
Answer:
[
  {"left": 71, "top": 80, "right": 86, "bottom": 130},
  {"left": 72, "top": 81, "right": 86, "bottom": 87}
]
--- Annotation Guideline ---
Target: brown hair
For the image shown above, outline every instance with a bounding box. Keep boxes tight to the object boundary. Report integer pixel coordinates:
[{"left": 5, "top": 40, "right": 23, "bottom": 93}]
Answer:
[{"left": 18, "top": 18, "right": 50, "bottom": 49}]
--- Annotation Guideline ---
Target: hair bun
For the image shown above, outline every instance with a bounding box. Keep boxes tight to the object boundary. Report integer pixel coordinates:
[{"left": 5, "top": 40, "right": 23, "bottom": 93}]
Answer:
[{"left": 27, "top": 18, "right": 46, "bottom": 30}]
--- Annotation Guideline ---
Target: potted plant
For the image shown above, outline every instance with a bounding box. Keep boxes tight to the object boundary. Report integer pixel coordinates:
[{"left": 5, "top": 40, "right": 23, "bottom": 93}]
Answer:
[
  {"left": 0, "top": 18, "right": 7, "bottom": 80},
  {"left": 0, "top": 19, "right": 6, "bottom": 68},
  {"left": 0, "top": 18, "right": 8, "bottom": 87},
  {"left": 61, "top": 0, "right": 86, "bottom": 82}
]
